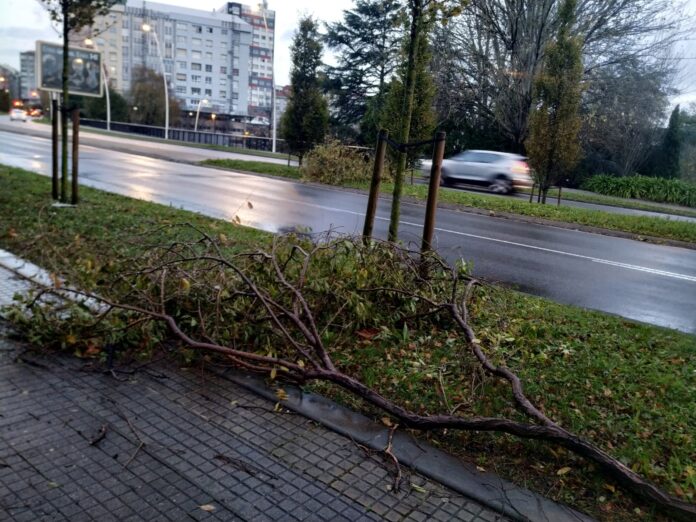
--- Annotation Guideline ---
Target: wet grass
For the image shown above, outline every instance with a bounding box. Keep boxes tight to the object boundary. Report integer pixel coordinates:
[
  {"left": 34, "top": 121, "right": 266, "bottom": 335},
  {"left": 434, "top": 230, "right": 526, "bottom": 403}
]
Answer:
[{"left": 1, "top": 164, "right": 694, "bottom": 521}]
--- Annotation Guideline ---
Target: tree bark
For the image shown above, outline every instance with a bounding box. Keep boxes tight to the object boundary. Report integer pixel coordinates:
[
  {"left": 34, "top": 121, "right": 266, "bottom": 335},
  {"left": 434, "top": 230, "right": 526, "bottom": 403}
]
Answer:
[{"left": 388, "top": 0, "right": 423, "bottom": 242}]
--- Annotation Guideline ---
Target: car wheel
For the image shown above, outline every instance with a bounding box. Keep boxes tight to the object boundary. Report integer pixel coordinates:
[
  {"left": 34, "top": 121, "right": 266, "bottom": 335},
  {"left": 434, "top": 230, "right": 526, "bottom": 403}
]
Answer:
[
  {"left": 440, "top": 169, "right": 452, "bottom": 187},
  {"left": 489, "top": 175, "right": 512, "bottom": 194}
]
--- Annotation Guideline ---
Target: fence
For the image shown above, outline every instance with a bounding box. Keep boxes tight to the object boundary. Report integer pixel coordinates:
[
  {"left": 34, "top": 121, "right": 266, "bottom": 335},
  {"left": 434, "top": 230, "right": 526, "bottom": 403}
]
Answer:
[{"left": 79, "top": 119, "right": 290, "bottom": 154}]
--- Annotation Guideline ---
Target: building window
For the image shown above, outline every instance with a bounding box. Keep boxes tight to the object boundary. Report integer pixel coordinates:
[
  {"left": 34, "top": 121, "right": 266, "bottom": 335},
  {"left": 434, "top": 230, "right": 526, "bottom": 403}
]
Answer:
[
  {"left": 176, "top": 48, "right": 187, "bottom": 58},
  {"left": 191, "top": 37, "right": 201, "bottom": 46},
  {"left": 164, "top": 42, "right": 173, "bottom": 59},
  {"left": 221, "top": 29, "right": 228, "bottom": 35},
  {"left": 205, "top": 40, "right": 213, "bottom": 48},
  {"left": 204, "top": 89, "right": 212, "bottom": 96},
  {"left": 193, "top": 25, "right": 202, "bottom": 33},
  {"left": 176, "top": 22, "right": 187, "bottom": 31},
  {"left": 191, "top": 50, "right": 202, "bottom": 59},
  {"left": 220, "top": 90, "right": 227, "bottom": 98},
  {"left": 176, "top": 73, "right": 186, "bottom": 81},
  {"left": 176, "top": 35, "right": 186, "bottom": 45},
  {"left": 177, "top": 61, "right": 187, "bottom": 70},
  {"left": 205, "top": 64, "right": 212, "bottom": 72},
  {"left": 220, "top": 66, "right": 227, "bottom": 74},
  {"left": 205, "top": 52, "right": 213, "bottom": 62},
  {"left": 206, "top": 27, "right": 213, "bottom": 34},
  {"left": 191, "top": 63, "right": 201, "bottom": 71},
  {"left": 219, "top": 78, "right": 227, "bottom": 86},
  {"left": 205, "top": 77, "right": 212, "bottom": 84},
  {"left": 191, "top": 87, "right": 201, "bottom": 95},
  {"left": 176, "top": 85, "right": 186, "bottom": 94},
  {"left": 191, "top": 75, "right": 201, "bottom": 83}
]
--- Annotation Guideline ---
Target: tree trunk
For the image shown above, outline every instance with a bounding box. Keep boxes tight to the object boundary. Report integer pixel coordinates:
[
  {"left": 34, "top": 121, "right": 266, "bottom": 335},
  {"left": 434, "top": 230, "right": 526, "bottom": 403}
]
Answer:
[
  {"left": 388, "top": 0, "right": 423, "bottom": 242},
  {"left": 61, "top": 1, "right": 69, "bottom": 203}
]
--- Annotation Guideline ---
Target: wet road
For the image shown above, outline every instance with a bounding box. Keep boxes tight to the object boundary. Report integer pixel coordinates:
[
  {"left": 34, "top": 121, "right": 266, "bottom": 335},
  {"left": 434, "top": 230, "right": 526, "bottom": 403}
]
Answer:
[{"left": 2, "top": 129, "right": 695, "bottom": 333}]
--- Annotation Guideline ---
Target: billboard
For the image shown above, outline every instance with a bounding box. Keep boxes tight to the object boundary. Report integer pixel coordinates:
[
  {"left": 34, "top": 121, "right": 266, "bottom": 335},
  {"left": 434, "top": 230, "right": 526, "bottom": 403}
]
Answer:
[{"left": 36, "top": 41, "right": 103, "bottom": 98}]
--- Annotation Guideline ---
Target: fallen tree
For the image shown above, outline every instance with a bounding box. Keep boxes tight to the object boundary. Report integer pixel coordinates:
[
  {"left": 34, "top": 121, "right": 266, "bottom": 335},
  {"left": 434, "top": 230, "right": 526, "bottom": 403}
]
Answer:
[{"left": 12, "top": 226, "right": 696, "bottom": 520}]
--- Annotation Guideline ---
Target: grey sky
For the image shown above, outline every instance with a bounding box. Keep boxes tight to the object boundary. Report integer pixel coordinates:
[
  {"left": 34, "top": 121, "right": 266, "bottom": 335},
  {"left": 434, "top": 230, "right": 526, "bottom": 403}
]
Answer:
[{"left": 0, "top": 0, "right": 694, "bottom": 106}]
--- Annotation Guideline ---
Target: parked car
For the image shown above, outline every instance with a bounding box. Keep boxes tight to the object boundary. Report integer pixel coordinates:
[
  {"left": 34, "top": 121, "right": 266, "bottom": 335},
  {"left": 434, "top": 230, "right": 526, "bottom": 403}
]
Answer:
[
  {"left": 421, "top": 150, "right": 532, "bottom": 194},
  {"left": 9, "top": 108, "right": 28, "bottom": 122}
]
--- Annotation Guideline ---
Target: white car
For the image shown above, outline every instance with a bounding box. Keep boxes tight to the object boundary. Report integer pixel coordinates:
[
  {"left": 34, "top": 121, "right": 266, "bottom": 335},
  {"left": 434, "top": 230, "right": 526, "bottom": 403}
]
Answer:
[
  {"left": 422, "top": 150, "right": 532, "bottom": 194},
  {"left": 10, "top": 108, "right": 28, "bottom": 122}
]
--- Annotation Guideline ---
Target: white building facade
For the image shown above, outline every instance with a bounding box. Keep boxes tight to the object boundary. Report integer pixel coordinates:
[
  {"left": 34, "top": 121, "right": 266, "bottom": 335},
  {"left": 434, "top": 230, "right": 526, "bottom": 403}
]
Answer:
[{"left": 94, "top": 0, "right": 266, "bottom": 117}]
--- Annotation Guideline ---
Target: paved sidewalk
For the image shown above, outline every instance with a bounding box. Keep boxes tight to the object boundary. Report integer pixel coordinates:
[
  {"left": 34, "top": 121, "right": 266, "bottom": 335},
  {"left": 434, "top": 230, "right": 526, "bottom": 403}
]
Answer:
[{"left": 0, "top": 325, "right": 505, "bottom": 521}]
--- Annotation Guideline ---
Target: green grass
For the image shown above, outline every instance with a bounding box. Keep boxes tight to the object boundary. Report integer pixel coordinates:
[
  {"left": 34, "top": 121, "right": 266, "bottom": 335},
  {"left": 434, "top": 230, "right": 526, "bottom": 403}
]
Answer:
[
  {"left": 202, "top": 158, "right": 300, "bottom": 179},
  {"left": 1, "top": 164, "right": 694, "bottom": 521},
  {"left": 202, "top": 159, "right": 696, "bottom": 244},
  {"left": 519, "top": 187, "right": 696, "bottom": 218}
]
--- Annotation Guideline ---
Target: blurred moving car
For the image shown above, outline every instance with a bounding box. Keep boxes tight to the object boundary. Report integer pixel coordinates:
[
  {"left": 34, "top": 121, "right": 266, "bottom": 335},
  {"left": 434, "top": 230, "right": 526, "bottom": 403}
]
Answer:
[
  {"left": 9, "top": 108, "right": 28, "bottom": 122},
  {"left": 421, "top": 150, "right": 532, "bottom": 194},
  {"left": 28, "top": 108, "right": 43, "bottom": 118}
]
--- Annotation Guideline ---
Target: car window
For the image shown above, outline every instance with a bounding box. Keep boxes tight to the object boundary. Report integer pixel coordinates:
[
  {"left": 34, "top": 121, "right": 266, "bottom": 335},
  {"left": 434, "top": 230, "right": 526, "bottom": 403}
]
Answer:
[
  {"left": 452, "top": 151, "right": 473, "bottom": 161},
  {"left": 478, "top": 153, "right": 503, "bottom": 163}
]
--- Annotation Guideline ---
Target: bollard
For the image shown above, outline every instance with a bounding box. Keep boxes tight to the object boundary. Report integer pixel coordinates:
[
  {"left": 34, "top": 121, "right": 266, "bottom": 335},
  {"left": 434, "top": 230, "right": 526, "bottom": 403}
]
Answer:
[
  {"left": 71, "top": 108, "right": 79, "bottom": 205},
  {"left": 421, "top": 131, "right": 446, "bottom": 253},
  {"left": 362, "top": 129, "right": 388, "bottom": 242}
]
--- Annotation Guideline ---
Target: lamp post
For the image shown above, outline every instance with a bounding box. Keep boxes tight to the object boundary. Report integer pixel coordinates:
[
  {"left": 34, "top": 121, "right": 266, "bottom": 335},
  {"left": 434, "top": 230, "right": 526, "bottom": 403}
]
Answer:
[
  {"left": 211, "top": 113, "right": 216, "bottom": 134},
  {"left": 258, "top": 2, "right": 276, "bottom": 152},
  {"left": 84, "top": 38, "right": 111, "bottom": 131},
  {"left": 142, "top": 23, "right": 169, "bottom": 140},
  {"left": 194, "top": 98, "right": 209, "bottom": 132}
]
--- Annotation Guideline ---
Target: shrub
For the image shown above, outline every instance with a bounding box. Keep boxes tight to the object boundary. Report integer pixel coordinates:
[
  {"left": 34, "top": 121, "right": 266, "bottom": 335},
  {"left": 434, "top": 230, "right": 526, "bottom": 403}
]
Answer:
[
  {"left": 301, "top": 140, "right": 379, "bottom": 185},
  {"left": 581, "top": 174, "right": 696, "bottom": 208}
]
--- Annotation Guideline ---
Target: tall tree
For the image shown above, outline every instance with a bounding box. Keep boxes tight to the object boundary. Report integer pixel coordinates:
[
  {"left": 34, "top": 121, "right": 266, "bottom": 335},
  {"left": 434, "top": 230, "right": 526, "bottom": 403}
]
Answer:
[
  {"left": 323, "top": 0, "right": 403, "bottom": 140},
  {"left": 281, "top": 16, "right": 329, "bottom": 165},
  {"left": 380, "top": 24, "right": 436, "bottom": 173},
  {"left": 39, "top": 0, "right": 117, "bottom": 203},
  {"left": 82, "top": 87, "right": 128, "bottom": 122},
  {"left": 657, "top": 105, "right": 682, "bottom": 179},
  {"left": 526, "top": 0, "right": 583, "bottom": 203},
  {"left": 129, "top": 66, "right": 181, "bottom": 127},
  {"left": 387, "top": 0, "right": 464, "bottom": 242}
]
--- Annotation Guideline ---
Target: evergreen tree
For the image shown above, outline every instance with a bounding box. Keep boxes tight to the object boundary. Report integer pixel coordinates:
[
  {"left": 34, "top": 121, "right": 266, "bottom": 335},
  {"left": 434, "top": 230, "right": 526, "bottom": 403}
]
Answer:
[
  {"left": 82, "top": 87, "right": 128, "bottom": 122},
  {"left": 323, "top": 0, "right": 403, "bottom": 140},
  {"left": 129, "top": 66, "right": 181, "bottom": 126},
  {"left": 525, "top": 0, "right": 583, "bottom": 203},
  {"left": 281, "top": 16, "right": 329, "bottom": 164},
  {"left": 658, "top": 105, "right": 681, "bottom": 178}
]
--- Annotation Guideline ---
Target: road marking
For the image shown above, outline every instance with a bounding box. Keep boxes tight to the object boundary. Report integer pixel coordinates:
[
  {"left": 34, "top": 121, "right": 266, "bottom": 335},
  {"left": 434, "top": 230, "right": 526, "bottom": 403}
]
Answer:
[
  {"left": 4, "top": 130, "right": 695, "bottom": 283},
  {"left": 387, "top": 218, "right": 696, "bottom": 283}
]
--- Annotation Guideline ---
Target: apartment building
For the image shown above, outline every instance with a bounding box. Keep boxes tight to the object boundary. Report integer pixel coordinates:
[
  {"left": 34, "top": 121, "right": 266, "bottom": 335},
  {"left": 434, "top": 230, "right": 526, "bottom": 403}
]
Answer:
[
  {"left": 91, "top": 0, "right": 261, "bottom": 116},
  {"left": 220, "top": 2, "right": 275, "bottom": 123},
  {"left": 19, "top": 51, "right": 36, "bottom": 99}
]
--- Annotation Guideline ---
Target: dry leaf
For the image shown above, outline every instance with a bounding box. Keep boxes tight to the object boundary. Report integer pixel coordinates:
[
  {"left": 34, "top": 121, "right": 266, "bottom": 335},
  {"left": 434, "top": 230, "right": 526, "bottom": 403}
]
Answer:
[
  {"left": 247, "top": 201, "right": 254, "bottom": 209},
  {"left": 411, "top": 483, "right": 427, "bottom": 493},
  {"left": 557, "top": 466, "right": 572, "bottom": 476},
  {"left": 275, "top": 388, "right": 288, "bottom": 401},
  {"left": 199, "top": 504, "right": 215, "bottom": 512},
  {"left": 476, "top": 466, "right": 486, "bottom": 472},
  {"left": 270, "top": 367, "right": 277, "bottom": 380},
  {"left": 381, "top": 416, "right": 393, "bottom": 427},
  {"left": 604, "top": 484, "right": 616, "bottom": 493}
]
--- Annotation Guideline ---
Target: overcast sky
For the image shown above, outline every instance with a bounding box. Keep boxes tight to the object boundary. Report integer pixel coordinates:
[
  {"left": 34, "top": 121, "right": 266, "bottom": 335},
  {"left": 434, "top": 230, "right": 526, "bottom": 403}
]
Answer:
[{"left": 0, "top": 0, "right": 694, "bottom": 106}]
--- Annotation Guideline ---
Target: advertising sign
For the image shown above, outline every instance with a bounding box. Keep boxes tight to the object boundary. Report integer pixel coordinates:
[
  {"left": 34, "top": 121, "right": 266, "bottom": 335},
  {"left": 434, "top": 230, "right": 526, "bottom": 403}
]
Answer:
[{"left": 36, "top": 41, "right": 103, "bottom": 98}]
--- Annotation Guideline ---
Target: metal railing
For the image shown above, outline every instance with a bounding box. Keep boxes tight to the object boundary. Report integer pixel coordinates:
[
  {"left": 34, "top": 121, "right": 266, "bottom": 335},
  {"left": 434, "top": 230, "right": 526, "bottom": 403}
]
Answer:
[{"left": 79, "top": 119, "right": 290, "bottom": 154}]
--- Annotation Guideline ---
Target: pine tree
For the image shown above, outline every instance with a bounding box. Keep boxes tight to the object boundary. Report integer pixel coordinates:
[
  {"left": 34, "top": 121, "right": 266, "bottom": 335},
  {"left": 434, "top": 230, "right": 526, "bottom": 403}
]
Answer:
[
  {"left": 525, "top": 0, "right": 583, "bottom": 203},
  {"left": 324, "top": 0, "right": 403, "bottom": 140},
  {"left": 659, "top": 105, "right": 681, "bottom": 179},
  {"left": 281, "top": 16, "right": 329, "bottom": 165}
]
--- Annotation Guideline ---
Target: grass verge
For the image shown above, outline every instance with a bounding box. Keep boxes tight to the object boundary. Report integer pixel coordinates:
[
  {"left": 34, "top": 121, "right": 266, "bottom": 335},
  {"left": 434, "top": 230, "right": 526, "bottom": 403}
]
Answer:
[
  {"left": 203, "top": 159, "right": 696, "bottom": 245},
  {"left": 1, "top": 164, "right": 694, "bottom": 521}
]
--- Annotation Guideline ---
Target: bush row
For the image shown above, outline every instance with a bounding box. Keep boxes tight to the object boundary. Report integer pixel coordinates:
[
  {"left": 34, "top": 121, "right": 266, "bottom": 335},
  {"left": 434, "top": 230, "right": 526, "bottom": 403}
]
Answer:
[{"left": 581, "top": 174, "right": 696, "bottom": 208}]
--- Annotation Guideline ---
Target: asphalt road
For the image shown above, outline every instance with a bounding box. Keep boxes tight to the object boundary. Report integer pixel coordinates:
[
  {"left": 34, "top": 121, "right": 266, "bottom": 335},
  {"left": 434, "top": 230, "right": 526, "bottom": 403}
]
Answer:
[
  {"left": 1, "top": 128, "right": 695, "bottom": 334},
  {"left": 2, "top": 117, "right": 694, "bottom": 222}
]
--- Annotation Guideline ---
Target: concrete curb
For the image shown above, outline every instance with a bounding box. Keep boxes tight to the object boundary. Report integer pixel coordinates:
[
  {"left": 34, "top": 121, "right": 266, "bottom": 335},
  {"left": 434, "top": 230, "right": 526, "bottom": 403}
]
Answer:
[{"left": 214, "top": 368, "right": 595, "bottom": 522}]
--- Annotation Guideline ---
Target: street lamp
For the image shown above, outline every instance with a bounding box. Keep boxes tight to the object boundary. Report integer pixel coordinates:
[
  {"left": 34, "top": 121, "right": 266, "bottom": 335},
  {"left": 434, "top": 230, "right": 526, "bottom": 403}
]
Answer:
[
  {"left": 258, "top": 2, "right": 276, "bottom": 153},
  {"left": 142, "top": 22, "right": 169, "bottom": 140},
  {"left": 84, "top": 37, "right": 111, "bottom": 131},
  {"left": 211, "top": 113, "right": 216, "bottom": 134},
  {"left": 194, "top": 98, "right": 209, "bottom": 132}
]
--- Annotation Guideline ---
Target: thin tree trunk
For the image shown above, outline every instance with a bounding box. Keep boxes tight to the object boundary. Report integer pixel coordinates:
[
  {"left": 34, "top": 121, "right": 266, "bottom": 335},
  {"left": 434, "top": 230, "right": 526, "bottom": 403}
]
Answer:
[
  {"left": 388, "top": 0, "right": 423, "bottom": 242},
  {"left": 61, "top": 1, "right": 69, "bottom": 203}
]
